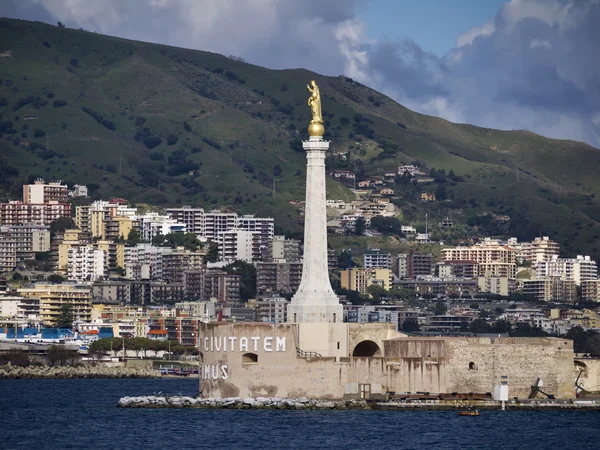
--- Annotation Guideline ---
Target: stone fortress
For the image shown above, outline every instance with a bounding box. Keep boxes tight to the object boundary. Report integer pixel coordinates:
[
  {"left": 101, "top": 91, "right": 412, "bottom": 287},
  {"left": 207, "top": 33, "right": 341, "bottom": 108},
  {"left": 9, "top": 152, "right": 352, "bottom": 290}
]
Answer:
[{"left": 199, "top": 81, "right": 576, "bottom": 401}]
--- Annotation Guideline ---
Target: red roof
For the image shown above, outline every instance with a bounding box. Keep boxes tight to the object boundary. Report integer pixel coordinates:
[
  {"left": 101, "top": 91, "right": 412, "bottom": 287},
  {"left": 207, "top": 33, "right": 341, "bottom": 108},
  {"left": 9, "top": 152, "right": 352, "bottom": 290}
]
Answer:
[
  {"left": 148, "top": 330, "right": 168, "bottom": 335},
  {"left": 80, "top": 330, "right": 99, "bottom": 335}
]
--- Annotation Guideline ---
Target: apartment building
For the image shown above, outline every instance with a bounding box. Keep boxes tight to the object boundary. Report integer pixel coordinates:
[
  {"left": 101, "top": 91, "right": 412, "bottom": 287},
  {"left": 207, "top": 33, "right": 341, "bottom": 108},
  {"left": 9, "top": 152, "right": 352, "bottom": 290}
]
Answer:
[
  {"left": 23, "top": 179, "right": 68, "bottom": 204},
  {"left": 442, "top": 243, "right": 516, "bottom": 278},
  {"left": 219, "top": 229, "right": 261, "bottom": 263},
  {"left": 124, "top": 244, "right": 171, "bottom": 280},
  {"left": 363, "top": 249, "right": 392, "bottom": 270},
  {"left": 0, "top": 200, "right": 71, "bottom": 226},
  {"left": 18, "top": 283, "right": 92, "bottom": 326},
  {"left": 264, "top": 235, "right": 301, "bottom": 262},
  {"left": 256, "top": 261, "right": 303, "bottom": 295},
  {"left": 581, "top": 280, "right": 600, "bottom": 302},
  {"left": 255, "top": 296, "right": 289, "bottom": 323},
  {"left": 203, "top": 271, "right": 241, "bottom": 303},
  {"left": 51, "top": 229, "right": 91, "bottom": 272},
  {"left": 162, "top": 250, "right": 204, "bottom": 284},
  {"left": 67, "top": 245, "right": 107, "bottom": 282},
  {"left": 137, "top": 213, "right": 186, "bottom": 241},
  {"left": 340, "top": 268, "right": 393, "bottom": 294},
  {"left": 522, "top": 277, "right": 578, "bottom": 303},
  {"left": 536, "top": 255, "right": 597, "bottom": 285}
]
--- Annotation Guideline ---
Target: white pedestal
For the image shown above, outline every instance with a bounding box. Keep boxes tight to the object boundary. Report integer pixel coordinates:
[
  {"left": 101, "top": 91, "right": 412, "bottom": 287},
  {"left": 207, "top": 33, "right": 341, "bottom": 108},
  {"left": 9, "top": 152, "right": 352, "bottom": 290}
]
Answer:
[{"left": 287, "top": 136, "right": 342, "bottom": 323}]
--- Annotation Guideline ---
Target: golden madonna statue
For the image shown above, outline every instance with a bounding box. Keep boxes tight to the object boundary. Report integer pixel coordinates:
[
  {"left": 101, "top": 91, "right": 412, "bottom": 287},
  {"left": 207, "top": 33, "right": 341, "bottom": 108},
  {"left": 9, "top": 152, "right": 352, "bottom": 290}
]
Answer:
[{"left": 307, "top": 80, "right": 324, "bottom": 136}]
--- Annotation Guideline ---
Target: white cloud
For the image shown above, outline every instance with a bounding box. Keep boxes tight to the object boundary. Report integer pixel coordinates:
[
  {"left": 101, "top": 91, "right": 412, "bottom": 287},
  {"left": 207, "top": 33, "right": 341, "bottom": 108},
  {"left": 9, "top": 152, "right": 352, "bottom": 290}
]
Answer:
[
  {"left": 530, "top": 39, "right": 552, "bottom": 50},
  {"left": 456, "top": 21, "right": 495, "bottom": 48}
]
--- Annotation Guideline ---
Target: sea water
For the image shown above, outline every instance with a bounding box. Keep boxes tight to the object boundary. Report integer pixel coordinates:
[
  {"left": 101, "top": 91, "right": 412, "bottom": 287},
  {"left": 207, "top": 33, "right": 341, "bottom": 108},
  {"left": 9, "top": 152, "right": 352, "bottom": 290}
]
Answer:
[{"left": 1, "top": 379, "right": 598, "bottom": 449}]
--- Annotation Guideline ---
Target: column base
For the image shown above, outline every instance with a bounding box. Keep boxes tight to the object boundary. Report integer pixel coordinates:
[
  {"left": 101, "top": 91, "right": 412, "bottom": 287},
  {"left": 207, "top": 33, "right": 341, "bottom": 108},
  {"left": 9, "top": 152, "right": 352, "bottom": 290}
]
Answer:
[{"left": 287, "top": 302, "right": 343, "bottom": 324}]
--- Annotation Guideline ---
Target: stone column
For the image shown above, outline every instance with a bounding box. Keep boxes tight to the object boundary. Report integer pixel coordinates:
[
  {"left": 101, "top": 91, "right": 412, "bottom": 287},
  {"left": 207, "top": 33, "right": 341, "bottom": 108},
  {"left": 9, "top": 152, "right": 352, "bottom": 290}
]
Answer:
[{"left": 287, "top": 136, "right": 342, "bottom": 323}]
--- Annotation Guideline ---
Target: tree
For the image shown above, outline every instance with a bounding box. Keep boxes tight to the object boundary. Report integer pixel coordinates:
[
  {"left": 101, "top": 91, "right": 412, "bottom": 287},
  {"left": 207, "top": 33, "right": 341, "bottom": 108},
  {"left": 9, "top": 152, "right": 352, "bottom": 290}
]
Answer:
[
  {"left": 225, "top": 261, "right": 256, "bottom": 301},
  {"left": 50, "top": 217, "right": 77, "bottom": 236},
  {"left": 56, "top": 304, "right": 74, "bottom": 329},
  {"left": 435, "top": 183, "right": 447, "bottom": 200},
  {"left": 127, "top": 228, "right": 141, "bottom": 244},
  {"left": 57, "top": 21, "right": 65, "bottom": 28},
  {"left": 434, "top": 302, "right": 447, "bottom": 316},
  {"left": 204, "top": 242, "right": 219, "bottom": 263},
  {"left": 469, "top": 319, "right": 491, "bottom": 334},
  {"left": 115, "top": 266, "right": 125, "bottom": 276},
  {"left": 47, "top": 274, "right": 65, "bottom": 283},
  {"left": 401, "top": 318, "right": 420, "bottom": 333},
  {"left": 367, "top": 284, "right": 387, "bottom": 302},
  {"left": 354, "top": 217, "right": 366, "bottom": 236},
  {"left": 273, "top": 164, "right": 282, "bottom": 177},
  {"left": 370, "top": 216, "right": 403, "bottom": 236}
]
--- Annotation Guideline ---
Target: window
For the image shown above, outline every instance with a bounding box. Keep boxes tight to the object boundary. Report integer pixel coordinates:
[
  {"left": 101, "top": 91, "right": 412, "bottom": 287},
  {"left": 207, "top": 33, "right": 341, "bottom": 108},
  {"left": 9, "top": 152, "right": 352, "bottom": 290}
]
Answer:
[
  {"left": 242, "top": 353, "right": 258, "bottom": 364},
  {"left": 469, "top": 362, "right": 476, "bottom": 370}
]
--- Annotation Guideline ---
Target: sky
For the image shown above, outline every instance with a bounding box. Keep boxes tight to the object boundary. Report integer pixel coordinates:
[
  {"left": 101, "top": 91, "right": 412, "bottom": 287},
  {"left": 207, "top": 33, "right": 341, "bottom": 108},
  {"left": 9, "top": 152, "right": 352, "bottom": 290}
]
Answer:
[{"left": 1, "top": 0, "right": 599, "bottom": 148}]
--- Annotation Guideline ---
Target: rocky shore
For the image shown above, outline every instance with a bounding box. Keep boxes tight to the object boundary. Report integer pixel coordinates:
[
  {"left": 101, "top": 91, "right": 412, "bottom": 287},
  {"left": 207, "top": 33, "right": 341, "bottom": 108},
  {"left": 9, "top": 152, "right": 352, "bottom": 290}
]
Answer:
[
  {"left": 118, "top": 395, "right": 369, "bottom": 410},
  {"left": 0, "top": 363, "right": 161, "bottom": 379}
]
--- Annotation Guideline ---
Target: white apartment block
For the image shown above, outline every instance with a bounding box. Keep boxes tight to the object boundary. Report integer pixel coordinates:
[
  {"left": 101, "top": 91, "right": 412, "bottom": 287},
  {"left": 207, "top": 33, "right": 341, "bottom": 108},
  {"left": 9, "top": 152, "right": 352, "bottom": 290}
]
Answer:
[
  {"left": 165, "top": 207, "right": 274, "bottom": 247},
  {"left": 23, "top": 179, "right": 68, "bottom": 204},
  {"left": 363, "top": 249, "right": 392, "bottom": 269},
  {"left": 0, "top": 296, "right": 41, "bottom": 321},
  {"left": 536, "top": 255, "right": 597, "bottom": 285},
  {"left": 219, "top": 229, "right": 261, "bottom": 263},
  {"left": 137, "top": 213, "right": 186, "bottom": 241},
  {"left": 123, "top": 244, "right": 172, "bottom": 280},
  {"left": 67, "top": 245, "right": 107, "bottom": 282}
]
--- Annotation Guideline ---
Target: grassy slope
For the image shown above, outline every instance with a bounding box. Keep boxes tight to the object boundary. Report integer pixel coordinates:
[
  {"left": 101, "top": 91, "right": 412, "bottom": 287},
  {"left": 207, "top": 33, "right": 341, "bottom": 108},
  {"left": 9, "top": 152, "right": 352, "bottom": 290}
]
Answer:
[{"left": 1, "top": 19, "right": 600, "bottom": 257}]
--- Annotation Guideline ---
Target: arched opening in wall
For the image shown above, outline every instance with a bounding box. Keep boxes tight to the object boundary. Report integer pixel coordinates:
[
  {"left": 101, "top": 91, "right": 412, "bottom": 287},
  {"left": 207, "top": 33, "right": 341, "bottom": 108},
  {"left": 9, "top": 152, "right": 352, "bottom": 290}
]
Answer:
[
  {"left": 242, "top": 353, "right": 258, "bottom": 364},
  {"left": 469, "top": 361, "right": 476, "bottom": 370},
  {"left": 352, "top": 340, "right": 382, "bottom": 357}
]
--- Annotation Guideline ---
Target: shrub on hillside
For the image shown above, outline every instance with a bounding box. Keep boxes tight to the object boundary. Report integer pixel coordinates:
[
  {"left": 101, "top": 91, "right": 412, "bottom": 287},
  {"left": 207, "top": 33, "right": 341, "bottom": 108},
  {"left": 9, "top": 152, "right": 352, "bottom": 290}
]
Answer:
[
  {"left": 143, "top": 136, "right": 162, "bottom": 149},
  {"left": 167, "top": 134, "right": 178, "bottom": 145},
  {"left": 0, "top": 97, "right": 8, "bottom": 106},
  {"left": 34, "top": 128, "right": 46, "bottom": 138},
  {"left": 53, "top": 99, "right": 67, "bottom": 107},
  {"left": 148, "top": 151, "right": 164, "bottom": 161},
  {"left": 46, "top": 92, "right": 55, "bottom": 99}
]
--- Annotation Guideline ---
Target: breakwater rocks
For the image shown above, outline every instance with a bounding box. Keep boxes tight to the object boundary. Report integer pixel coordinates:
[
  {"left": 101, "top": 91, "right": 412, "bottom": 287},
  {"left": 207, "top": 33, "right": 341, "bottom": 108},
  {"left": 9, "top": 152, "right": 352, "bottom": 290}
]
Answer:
[
  {"left": 118, "top": 396, "right": 369, "bottom": 410},
  {"left": 0, "top": 363, "right": 160, "bottom": 379}
]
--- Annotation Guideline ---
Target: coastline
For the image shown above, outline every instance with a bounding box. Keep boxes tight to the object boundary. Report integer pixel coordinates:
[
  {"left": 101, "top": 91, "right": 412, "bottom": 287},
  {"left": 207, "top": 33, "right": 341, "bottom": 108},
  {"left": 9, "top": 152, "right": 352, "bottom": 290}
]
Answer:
[
  {"left": 117, "top": 395, "right": 600, "bottom": 411},
  {"left": 0, "top": 363, "right": 164, "bottom": 379}
]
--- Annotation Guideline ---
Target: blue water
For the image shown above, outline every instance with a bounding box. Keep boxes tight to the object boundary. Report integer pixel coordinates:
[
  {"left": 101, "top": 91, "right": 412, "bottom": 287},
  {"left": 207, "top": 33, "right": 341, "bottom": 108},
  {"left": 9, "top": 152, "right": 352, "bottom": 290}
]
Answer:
[{"left": 0, "top": 378, "right": 598, "bottom": 449}]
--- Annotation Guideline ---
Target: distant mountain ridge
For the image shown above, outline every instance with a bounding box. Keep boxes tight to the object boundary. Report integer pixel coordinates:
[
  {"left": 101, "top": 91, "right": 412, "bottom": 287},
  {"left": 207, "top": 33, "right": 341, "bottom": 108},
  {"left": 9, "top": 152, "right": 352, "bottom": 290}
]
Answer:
[{"left": 1, "top": 18, "right": 600, "bottom": 258}]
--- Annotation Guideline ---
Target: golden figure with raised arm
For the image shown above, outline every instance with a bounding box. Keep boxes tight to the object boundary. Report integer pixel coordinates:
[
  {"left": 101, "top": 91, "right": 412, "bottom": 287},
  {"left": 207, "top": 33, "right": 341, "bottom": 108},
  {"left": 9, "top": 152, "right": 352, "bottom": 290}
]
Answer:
[{"left": 307, "top": 80, "right": 325, "bottom": 136}]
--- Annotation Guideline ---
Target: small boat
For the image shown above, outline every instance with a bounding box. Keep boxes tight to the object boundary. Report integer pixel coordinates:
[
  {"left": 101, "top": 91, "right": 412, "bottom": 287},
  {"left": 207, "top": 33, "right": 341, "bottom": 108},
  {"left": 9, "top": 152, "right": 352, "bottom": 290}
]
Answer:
[{"left": 459, "top": 410, "right": 480, "bottom": 416}]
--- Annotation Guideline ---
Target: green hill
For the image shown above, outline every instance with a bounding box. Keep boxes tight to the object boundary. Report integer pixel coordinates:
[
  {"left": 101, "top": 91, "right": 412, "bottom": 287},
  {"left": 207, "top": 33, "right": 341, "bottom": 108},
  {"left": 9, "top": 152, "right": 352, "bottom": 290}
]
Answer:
[{"left": 1, "top": 18, "right": 600, "bottom": 258}]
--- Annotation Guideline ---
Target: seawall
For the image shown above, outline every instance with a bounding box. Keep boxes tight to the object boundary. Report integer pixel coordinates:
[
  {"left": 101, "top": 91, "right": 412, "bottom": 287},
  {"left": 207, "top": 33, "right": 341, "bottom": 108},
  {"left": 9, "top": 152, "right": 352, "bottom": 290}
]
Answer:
[{"left": 0, "top": 363, "right": 161, "bottom": 379}]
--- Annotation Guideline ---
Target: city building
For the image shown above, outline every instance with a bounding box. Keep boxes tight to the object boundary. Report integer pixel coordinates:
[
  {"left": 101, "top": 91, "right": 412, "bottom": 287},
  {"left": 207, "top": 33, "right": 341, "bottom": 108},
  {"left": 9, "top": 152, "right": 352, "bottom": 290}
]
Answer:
[
  {"left": 536, "top": 255, "right": 597, "bottom": 285},
  {"left": 203, "top": 271, "right": 241, "bottom": 303},
  {"left": 581, "top": 280, "right": 600, "bottom": 302},
  {"left": 0, "top": 200, "right": 71, "bottom": 226},
  {"left": 340, "top": 268, "right": 393, "bottom": 294},
  {"left": 477, "top": 276, "right": 514, "bottom": 296},
  {"left": 17, "top": 283, "right": 92, "bottom": 326},
  {"left": 255, "top": 296, "right": 289, "bottom": 323},
  {"left": 162, "top": 250, "right": 204, "bottom": 284},
  {"left": 264, "top": 235, "right": 301, "bottom": 262},
  {"left": 52, "top": 229, "right": 91, "bottom": 272},
  {"left": 218, "top": 229, "right": 261, "bottom": 263},
  {"left": 137, "top": 213, "right": 186, "bottom": 242},
  {"left": 23, "top": 179, "right": 68, "bottom": 204},
  {"left": 0, "top": 296, "right": 40, "bottom": 322},
  {"left": 256, "top": 262, "right": 303, "bottom": 295},
  {"left": 394, "top": 277, "right": 478, "bottom": 297},
  {"left": 398, "top": 250, "right": 435, "bottom": 279},
  {"left": 124, "top": 244, "right": 172, "bottom": 280},
  {"left": 522, "top": 277, "right": 578, "bottom": 303},
  {"left": 442, "top": 243, "right": 516, "bottom": 278},
  {"left": 67, "top": 245, "right": 107, "bottom": 282},
  {"left": 363, "top": 249, "right": 392, "bottom": 270}
]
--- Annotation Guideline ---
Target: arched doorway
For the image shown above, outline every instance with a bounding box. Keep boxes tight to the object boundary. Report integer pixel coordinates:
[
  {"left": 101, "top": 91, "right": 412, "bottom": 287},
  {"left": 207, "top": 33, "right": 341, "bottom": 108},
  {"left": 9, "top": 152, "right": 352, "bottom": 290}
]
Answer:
[{"left": 352, "top": 340, "right": 382, "bottom": 357}]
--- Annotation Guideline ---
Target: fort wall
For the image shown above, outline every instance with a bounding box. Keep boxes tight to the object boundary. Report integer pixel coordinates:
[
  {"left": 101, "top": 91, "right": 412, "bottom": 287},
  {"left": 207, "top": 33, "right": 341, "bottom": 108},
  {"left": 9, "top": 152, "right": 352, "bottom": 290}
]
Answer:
[{"left": 199, "top": 323, "right": 576, "bottom": 399}]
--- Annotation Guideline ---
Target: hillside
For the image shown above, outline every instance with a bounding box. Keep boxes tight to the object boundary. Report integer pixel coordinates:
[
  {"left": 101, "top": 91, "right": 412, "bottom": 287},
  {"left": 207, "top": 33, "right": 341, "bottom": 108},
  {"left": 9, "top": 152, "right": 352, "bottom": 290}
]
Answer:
[{"left": 1, "top": 18, "right": 600, "bottom": 257}]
